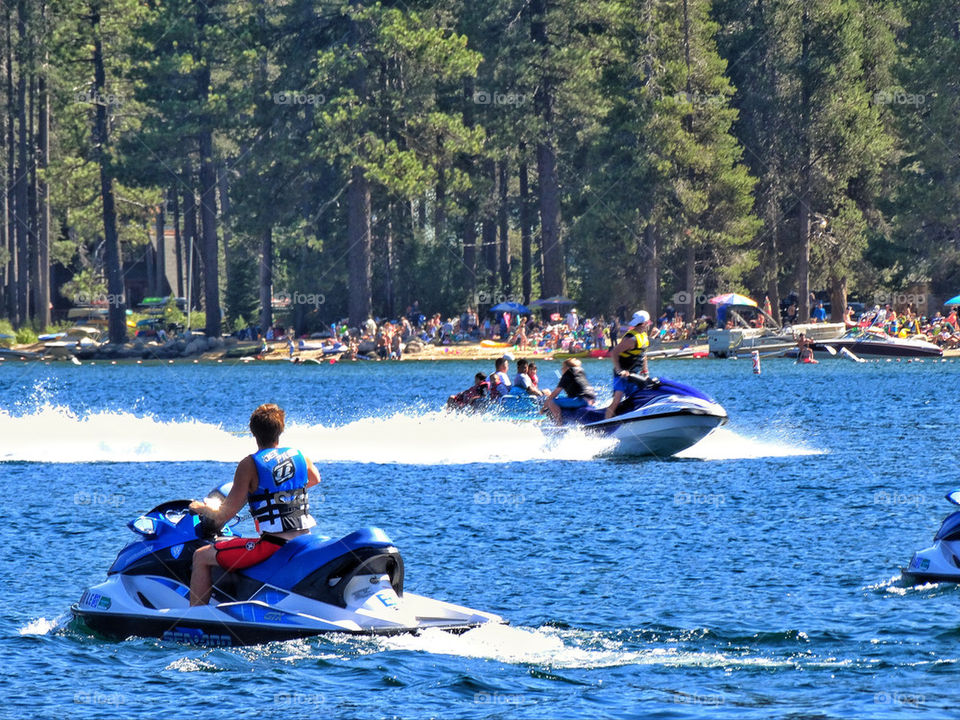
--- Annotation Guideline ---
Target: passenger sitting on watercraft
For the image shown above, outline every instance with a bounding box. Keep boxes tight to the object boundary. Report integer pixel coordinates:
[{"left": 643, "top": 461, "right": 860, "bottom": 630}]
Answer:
[
  {"left": 543, "top": 358, "right": 597, "bottom": 424},
  {"left": 188, "top": 404, "right": 321, "bottom": 606},
  {"left": 795, "top": 332, "right": 816, "bottom": 362},
  {"left": 510, "top": 359, "right": 543, "bottom": 397},
  {"left": 606, "top": 310, "right": 651, "bottom": 419},
  {"left": 527, "top": 362, "right": 540, "bottom": 391},
  {"left": 447, "top": 372, "right": 489, "bottom": 409},
  {"left": 489, "top": 356, "right": 512, "bottom": 399}
]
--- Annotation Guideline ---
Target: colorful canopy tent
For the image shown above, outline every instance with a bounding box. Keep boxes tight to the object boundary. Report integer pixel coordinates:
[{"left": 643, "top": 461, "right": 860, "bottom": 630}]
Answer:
[{"left": 943, "top": 295, "right": 960, "bottom": 305}]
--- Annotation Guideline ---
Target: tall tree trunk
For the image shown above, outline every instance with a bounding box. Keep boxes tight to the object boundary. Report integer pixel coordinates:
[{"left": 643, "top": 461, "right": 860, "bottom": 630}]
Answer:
[
  {"left": 29, "top": 70, "right": 39, "bottom": 323},
  {"left": 92, "top": 3, "right": 126, "bottom": 344},
  {"left": 459, "top": 77, "right": 477, "bottom": 294},
  {"left": 434, "top": 166, "right": 446, "bottom": 243},
  {"left": 145, "top": 224, "right": 155, "bottom": 298},
  {"left": 829, "top": 274, "right": 846, "bottom": 323},
  {"left": 347, "top": 165, "right": 371, "bottom": 326},
  {"left": 14, "top": 0, "right": 28, "bottom": 326},
  {"left": 347, "top": 17, "right": 372, "bottom": 327},
  {"left": 481, "top": 159, "right": 497, "bottom": 278},
  {"left": 195, "top": 1, "right": 220, "bottom": 339},
  {"left": 531, "top": 0, "right": 565, "bottom": 298},
  {"left": 154, "top": 204, "right": 166, "bottom": 296},
  {"left": 498, "top": 159, "right": 510, "bottom": 293},
  {"left": 182, "top": 178, "right": 198, "bottom": 311},
  {"left": 765, "top": 192, "right": 781, "bottom": 325},
  {"left": 536, "top": 142, "right": 563, "bottom": 297},
  {"left": 797, "top": 4, "right": 812, "bottom": 323},
  {"left": 2, "top": 5, "right": 13, "bottom": 322},
  {"left": 683, "top": 244, "right": 695, "bottom": 322},
  {"left": 217, "top": 162, "right": 232, "bottom": 313},
  {"left": 518, "top": 147, "right": 532, "bottom": 305},
  {"left": 171, "top": 187, "right": 183, "bottom": 297},
  {"left": 830, "top": 275, "right": 847, "bottom": 322},
  {"left": 37, "top": 59, "right": 49, "bottom": 327},
  {"left": 642, "top": 224, "right": 658, "bottom": 313},
  {"left": 259, "top": 226, "right": 272, "bottom": 333},
  {"left": 385, "top": 202, "right": 395, "bottom": 318},
  {"left": 462, "top": 214, "right": 477, "bottom": 290}
]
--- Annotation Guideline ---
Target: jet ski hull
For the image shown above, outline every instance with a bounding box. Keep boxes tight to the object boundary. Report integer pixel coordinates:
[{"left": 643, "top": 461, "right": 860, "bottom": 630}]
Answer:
[
  {"left": 581, "top": 403, "right": 727, "bottom": 457},
  {"left": 72, "top": 583, "right": 498, "bottom": 645},
  {"left": 901, "top": 543, "right": 960, "bottom": 586},
  {"left": 901, "top": 501, "right": 960, "bottom": 585},
  {"left": 600, "top": 409, "right": 727, "bottom": 457},
  {"left": 72, "top": 503, "right": 503, "bottom": 646},
  {"left": 564, "top": 380, "right": 728, "bottom": 457}
]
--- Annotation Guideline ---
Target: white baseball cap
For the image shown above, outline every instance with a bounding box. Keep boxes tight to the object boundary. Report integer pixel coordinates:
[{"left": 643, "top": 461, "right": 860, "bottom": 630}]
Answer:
[{"left": 630, "top": 310, "right": 650, "bottom": 326}]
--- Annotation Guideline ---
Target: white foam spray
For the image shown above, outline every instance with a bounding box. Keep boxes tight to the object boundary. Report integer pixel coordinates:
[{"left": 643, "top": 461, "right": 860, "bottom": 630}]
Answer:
[{"left": 0, "top": 406, "right": 820, "bottom": 464}]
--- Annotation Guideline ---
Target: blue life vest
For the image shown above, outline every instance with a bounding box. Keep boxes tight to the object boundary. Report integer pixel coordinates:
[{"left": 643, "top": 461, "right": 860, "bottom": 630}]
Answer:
[{"left": 248, "top": 447, "right": 316, "bottom": 534}]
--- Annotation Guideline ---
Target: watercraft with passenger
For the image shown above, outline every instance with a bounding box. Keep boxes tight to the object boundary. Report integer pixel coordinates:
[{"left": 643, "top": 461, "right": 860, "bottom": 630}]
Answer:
[
  {"left": 559, "top": 376, "right": 727, "bottom": 457},
  {"left": 72, "top": 483, "right": 503, "bottom": 645}
]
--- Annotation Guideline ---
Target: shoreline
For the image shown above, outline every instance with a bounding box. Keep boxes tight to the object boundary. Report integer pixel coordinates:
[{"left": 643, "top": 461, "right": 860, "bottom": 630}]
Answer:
[{"left": 3, "top": 338, "right": 958, "bottom": 364}]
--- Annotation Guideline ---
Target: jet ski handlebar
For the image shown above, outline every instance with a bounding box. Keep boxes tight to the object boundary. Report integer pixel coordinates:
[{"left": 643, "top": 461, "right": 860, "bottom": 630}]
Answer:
[{"left": 626, "top": 373, "right": 661, "bottom": 389}]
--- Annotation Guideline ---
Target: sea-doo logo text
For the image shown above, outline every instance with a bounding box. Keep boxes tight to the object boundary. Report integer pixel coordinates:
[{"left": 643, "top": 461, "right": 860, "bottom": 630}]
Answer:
[
  {"left": 273, "top": 459, "right": 295, "bottom": 483},
  {"left": 162, "top": 627, "right": 232, "bottom": 646}
]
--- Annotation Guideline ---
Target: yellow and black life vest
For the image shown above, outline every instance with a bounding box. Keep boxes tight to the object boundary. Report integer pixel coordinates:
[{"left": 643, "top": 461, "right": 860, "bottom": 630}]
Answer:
[{"left": 618, "top": 329, "right": 649, "bottom": 372}]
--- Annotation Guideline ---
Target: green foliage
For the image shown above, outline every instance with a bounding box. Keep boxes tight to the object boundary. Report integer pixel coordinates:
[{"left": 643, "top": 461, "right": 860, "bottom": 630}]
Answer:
[
  {"left": 1, "top": 0, "right": 949, "bottom": 332},
  {"left": 15, "top": 326, "right": 39, "bottom": 345}
]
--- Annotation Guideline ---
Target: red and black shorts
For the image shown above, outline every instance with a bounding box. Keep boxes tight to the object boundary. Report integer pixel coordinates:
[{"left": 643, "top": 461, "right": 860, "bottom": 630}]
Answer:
[{"left": 214, "top": 534, "right": 286, "bottom": 571}]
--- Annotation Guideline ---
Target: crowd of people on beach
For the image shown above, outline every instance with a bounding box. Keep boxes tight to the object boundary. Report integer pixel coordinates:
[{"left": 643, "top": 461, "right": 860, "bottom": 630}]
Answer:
[{"left": 232, "top": 290, "right": 960, "bottom": 362}]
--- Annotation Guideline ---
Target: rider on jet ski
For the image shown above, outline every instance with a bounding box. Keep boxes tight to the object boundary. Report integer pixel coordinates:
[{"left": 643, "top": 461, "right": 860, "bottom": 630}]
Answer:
[
  {"left": 188, "top": 404, "right": 321, "bottom": 606},
  {"left": 606, "top": 310, "right": 652, "bottom": 419}
]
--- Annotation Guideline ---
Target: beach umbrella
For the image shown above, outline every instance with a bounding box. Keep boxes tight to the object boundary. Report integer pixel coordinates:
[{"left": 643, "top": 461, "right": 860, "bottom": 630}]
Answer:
[
  {"left": 709, "top": 292, "right": 758, "bottom": 307},
  {"left": 531, "top": 295, "right": 575, "bottom": 308},
  {"left": 490, "top": 301, "right": 531, "bottom": 314},
  {"left": 944, "top": 295, "right": 960, "bottom": 306}
]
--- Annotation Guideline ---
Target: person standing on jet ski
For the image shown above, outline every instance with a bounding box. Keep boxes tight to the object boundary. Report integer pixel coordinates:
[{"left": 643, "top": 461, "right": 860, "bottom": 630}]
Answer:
[
  {"left": 188, "top": 403, "right": 321, "bottom": 606},
  {"left": 605, "top": 310, "right": 651, "bottom": 419}
]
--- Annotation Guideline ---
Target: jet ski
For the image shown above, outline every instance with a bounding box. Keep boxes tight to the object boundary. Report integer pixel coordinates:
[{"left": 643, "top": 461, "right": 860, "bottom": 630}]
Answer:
[
  {"left": 72, "top": 483, "right": 503, "bottom": 645},
  {"left": 559, "top": 375, "right": 727, "bottom": 457},
  {"left": 902, "top": 490, "right": 960, "bottom": 584}
]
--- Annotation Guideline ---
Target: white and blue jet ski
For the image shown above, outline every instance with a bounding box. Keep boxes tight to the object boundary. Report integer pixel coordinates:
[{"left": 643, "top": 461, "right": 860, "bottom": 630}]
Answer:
[
  {"left": 560, "top": 375, "right": 728, "bottom": 457},
  {"left": 72, "top": 484, "right": 503, "bottom": 645},
  {"left": 902, "top": 490, "right": 960, "bottom": 584}
]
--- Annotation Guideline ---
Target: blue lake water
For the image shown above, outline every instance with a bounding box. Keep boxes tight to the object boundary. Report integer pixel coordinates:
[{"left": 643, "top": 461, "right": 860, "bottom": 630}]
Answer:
[{"left": 1, "top": 355, "right": 957, "bottom": 718}]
